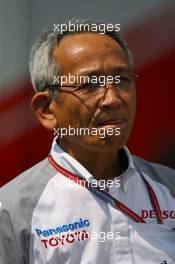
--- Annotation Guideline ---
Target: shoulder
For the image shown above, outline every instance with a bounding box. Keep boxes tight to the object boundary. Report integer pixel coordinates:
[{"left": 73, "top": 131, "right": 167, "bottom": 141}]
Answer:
[
  {"left": 132, "top": 155, "right": 175, "bottom": 198},
  {"left": 0, "top": 158, "right": 56, "bottom": 204},
  {"left": 0, "top": 157, "right": 57, "bottom": 211},
  {"left": 0, "top": 158, "right": 57, "bottom": 261},
  {"left": 0, "top": 158, "right": 57, "bottom": 236}
]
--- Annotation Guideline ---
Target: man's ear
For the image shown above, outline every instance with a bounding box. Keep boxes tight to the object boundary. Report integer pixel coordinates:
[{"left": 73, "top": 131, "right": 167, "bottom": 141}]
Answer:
[{"left": 31, "top": 91, "right": 58, "bottom": 130}]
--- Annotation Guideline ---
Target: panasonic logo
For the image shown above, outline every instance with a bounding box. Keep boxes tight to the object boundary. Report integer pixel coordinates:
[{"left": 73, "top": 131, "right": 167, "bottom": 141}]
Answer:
[{"left": 35, "top": 218, "right": 90, "bottom": 237}]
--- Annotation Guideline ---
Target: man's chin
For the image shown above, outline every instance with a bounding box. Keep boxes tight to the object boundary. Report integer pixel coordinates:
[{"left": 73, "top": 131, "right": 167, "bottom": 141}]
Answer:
[
  {"left": 77, "top": 134, "right": 126, "bottom": 151},
  {"left": 98, "top": 134, "right": 125, "bottom": 149},
  {"left": 60, "top": 133, "right": 127, "bottom": 152}
]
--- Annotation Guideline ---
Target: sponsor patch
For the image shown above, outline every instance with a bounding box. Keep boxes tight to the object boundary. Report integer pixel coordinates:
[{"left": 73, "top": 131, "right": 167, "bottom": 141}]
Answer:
[{"left": 35, "top": 218, "right": 90, "bottom": 249}]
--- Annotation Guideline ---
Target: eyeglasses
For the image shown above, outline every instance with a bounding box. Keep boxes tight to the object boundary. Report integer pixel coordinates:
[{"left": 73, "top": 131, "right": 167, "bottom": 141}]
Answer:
[{"left": 45, "top": 73, "right": 138, "bottom": 96}]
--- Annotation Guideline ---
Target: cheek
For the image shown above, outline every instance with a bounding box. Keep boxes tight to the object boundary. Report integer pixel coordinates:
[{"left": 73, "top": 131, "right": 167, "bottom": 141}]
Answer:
[
  {"left": 57, "top": 94, "right": 94, "bottom": 127},
  {"left": 54, "top": 95, "right": 78, "bottom": 126}
]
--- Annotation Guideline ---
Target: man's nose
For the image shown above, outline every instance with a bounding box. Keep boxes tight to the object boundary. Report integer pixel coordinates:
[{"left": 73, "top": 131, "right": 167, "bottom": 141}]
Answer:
[{"left": 99, "top": 86, "right": 122, "bottom": 109}]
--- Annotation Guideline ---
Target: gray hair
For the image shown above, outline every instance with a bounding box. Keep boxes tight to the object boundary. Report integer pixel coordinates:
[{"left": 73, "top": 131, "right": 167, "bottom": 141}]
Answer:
[{"left": 29, "top": 18, "right": 133, "bottom": 98}]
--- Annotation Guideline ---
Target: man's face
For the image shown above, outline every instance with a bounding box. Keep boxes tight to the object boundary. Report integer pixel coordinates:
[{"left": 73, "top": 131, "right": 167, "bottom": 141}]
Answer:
[{"left": 51, "top": 32, "right": 136, "bottom": 152}]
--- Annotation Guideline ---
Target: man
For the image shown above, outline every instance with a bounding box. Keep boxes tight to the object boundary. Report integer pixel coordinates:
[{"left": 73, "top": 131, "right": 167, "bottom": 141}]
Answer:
[{"left": 0, "top": 19, "right": 175, "bottom": 264}]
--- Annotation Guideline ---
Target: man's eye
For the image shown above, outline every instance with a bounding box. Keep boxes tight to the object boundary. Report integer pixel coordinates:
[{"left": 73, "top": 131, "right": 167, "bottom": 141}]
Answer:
[
  {"left": 82, "top": 83, "right": 99, "bottom": 93},
  {"left": 118, "top": 76, "right": 134, "bottom": 88}
]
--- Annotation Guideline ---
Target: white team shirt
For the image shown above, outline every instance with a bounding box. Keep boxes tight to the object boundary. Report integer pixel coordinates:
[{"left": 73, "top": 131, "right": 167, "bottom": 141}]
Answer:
[{"left": 0, "top": 137, "right": 175, "bottom": 264}]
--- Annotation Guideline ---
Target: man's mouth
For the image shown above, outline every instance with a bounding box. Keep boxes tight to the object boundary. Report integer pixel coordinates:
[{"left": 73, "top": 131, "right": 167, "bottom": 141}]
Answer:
[{"left": 96, "top": 119, "right": 126, "bottom": 127}]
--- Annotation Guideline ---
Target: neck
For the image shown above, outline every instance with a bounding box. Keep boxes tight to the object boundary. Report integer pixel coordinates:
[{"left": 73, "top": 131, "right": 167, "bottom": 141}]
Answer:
[{"left": 60, "top": 139, "right": 126, "bottom": 181}]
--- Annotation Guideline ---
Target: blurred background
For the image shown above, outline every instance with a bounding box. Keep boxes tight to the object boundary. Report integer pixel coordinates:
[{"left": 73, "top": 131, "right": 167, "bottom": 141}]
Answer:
[{"left": 0, "top": 0, "right": 175, "bottom": 186}]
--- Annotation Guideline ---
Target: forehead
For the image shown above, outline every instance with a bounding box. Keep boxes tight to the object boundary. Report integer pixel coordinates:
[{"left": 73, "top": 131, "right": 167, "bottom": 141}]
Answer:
[{"left": 52, "top": 32, "right": 129, "bottom": 74}]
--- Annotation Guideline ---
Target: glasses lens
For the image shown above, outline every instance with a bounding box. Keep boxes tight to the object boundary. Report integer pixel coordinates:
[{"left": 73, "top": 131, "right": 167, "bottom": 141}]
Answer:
[
  {"left": 82, "top": 83, "right": 105, "bottom": 95},
  {"left": 79, "top": 74, "right": 138, "bottom": 95}
]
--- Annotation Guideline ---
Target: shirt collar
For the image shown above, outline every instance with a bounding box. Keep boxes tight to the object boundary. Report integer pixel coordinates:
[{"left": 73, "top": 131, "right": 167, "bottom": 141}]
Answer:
[
  {"left": 115, "top": 146, "right": 136, "bottom": 193},
  {"left": 50, "top": 137, "right": 93, "bottom": 181},
  {"left": 50, "top": 137, "right": 136, "bottom": 191}
]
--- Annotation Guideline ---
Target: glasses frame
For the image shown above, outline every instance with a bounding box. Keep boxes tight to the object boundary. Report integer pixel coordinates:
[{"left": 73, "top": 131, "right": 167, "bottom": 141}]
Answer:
[{"left": 42, "top": 73, "right": 139, "bottom": 95}]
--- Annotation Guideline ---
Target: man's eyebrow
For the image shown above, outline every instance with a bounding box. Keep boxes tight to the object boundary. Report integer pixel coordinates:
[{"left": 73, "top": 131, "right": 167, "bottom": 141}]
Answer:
[
  {"left": 114, "top": 66, "right": 131, "bottom": 73},
  {"left": 76, "top": 68, "right": 102, "bottom": 77},
  {"left": 76, "top": 66, "right": 131, "bottom": 76}
]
